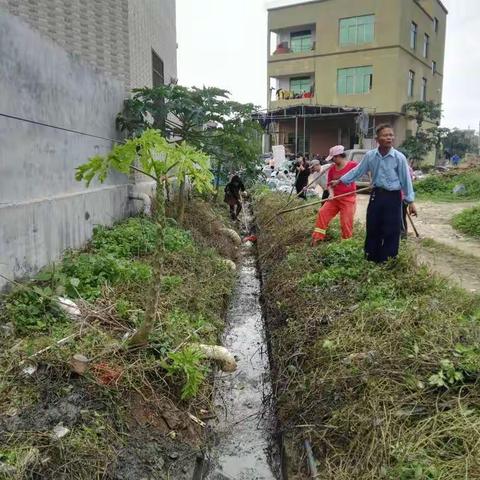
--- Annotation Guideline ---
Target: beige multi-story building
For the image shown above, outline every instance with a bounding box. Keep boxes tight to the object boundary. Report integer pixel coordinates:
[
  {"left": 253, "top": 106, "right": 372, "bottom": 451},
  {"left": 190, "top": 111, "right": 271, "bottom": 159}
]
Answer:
[
  {"left": 0, "top": 0, "right": 177, "bottom": 89},
  {"left": 267, "top": 0, "right": 447, "bottom": 156}
]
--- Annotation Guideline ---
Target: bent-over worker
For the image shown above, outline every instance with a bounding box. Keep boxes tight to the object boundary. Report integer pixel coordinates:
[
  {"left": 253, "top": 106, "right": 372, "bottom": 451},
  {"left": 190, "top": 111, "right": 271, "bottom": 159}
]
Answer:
[
  {"left": 312, "top": 145, "right": 358, "bottom": 244},
  {"left": 224, "top": 174, "right": 245, "bottom": 220}
]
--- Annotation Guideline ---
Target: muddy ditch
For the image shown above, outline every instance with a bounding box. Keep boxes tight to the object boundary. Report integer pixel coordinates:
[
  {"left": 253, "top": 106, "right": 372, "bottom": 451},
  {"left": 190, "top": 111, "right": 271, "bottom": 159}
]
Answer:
[{"left": 201, "top": 203, "right": 283, "bottom": 480}]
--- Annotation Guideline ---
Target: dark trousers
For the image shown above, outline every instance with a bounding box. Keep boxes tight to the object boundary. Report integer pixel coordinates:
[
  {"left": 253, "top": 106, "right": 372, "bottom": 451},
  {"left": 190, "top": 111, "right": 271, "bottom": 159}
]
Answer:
[
  {"left": 365, "top": 188, "right": 402, "bottom": 263},
  {"left": 322, "top": 189, "right": 330, "bottom": 201},
  {"left": 229, "top": 202, "right": 242, "bottom": 220}
]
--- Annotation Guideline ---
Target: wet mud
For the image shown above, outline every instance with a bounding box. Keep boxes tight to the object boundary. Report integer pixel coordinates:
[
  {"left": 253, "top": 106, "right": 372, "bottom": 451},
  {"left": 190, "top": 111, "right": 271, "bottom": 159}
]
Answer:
[{"left": 205, "top": 208, "right": 280, "bottom": 480}]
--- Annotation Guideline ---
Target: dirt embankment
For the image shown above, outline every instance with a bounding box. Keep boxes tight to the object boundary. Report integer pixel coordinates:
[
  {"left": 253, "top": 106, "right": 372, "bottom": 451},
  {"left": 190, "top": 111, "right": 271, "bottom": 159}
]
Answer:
[
  {"left": 0, "top": 200, "right": 238, "bottom": 479},
  {"left": 254, "top": 191, "right": 480, "bottom": 479}
]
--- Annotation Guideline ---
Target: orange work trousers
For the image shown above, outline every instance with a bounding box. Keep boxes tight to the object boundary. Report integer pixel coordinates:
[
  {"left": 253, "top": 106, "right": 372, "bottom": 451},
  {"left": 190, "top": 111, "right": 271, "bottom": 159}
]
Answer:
[{"left": 312, "top": 195, "right": 356, "bottom": 241}]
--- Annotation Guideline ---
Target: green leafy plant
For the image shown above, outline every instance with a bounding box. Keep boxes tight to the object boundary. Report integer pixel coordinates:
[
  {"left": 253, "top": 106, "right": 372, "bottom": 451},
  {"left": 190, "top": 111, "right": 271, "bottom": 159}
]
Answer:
[
  {"left": 452, "top": 206, "right": 480, "bottom": 238},
  {"left": 428, "top": 359, "right": 464, "bottom": 388},
  {"left": 76, "top": 129, "right": 214, "bottom": 347},
  {"left": 164, "top": 226, "right": 193, "bottom": 252},
  {"left": 1, "top": 286, "right": 67, "bottom": 334},
  {"left": 160, "top": 275, "right": 183, "bottom": 292},
  {"left": 61, "top": 253, "right": 152, "bottom": 300},
  {"left": 163, "top": 346, "right": 208, "bottom": 400},
  {"left": 91, "top": 218, "right": 159, "bottom": 258}
]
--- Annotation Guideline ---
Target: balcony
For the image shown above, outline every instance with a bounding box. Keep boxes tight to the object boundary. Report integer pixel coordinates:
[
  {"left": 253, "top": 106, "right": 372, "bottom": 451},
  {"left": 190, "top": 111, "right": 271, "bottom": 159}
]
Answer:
[
  {"left": 269, "top": 74, "right": 316, "bottom": 108},
  {"left": 269, "top": 25, "right": 316, "bottom": 58}
]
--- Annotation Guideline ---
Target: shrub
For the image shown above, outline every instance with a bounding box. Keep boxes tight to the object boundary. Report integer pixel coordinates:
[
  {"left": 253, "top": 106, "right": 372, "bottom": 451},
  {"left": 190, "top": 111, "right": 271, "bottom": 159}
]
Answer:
[
  {"left": 415, "top": 168, "right": 480, "bottom": 200},
  {"left": 2, "top": 287, "right": 67, "bottom": 334},
  {"left": 452, "top": 206, "right": 480, "bottom": 238},
  {"left": 61, "top": 253, "right": 152, "bottom": 300},
  {"left": 91, "top": 217, "right": 159, "bottom": 258},
  {"left": 163, "top": 347, "right": 208, "bottom": 400}
]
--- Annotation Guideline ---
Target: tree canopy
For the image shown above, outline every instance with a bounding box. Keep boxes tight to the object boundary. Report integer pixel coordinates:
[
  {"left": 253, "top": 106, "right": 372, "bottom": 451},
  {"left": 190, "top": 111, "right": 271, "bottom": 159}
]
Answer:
[{"left": 116, "top": 85, "right": 262, "bottom": 182}]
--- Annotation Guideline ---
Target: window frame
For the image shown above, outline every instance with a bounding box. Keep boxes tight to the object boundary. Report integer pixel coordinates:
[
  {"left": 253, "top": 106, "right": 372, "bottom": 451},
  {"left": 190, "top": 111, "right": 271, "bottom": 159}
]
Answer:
[
  {"left": 408, "top": 70, "right": 415, "bottom": 97},
  {"left": 290, "top": 30, "right": 313, "bottom": 53},
  {"left": 410, "top": 21, "right": 417, "bottom": 50},
  {"left": 339, "top": 14, "right": 375, "bottom": 46},
  {"left": 337, "top": 66, "right": 373, "bottom": 95},
  {"left": 423, "top": 33, "right": 430, "bottom": 58},
  {"left": 431, "top": 61, "right": 437, "bottom": 74},
  {"left": 289, "top": 76, "right": 313, "bottom": 95},
  {"left": 421, "top": 77, "right": 427, "bottom": 101},
  {"left": 152, "top": 49, "right": 164, "bottom": 87},
  {"left": 433, "top": 17, "right": 439, "bottom": 33}
]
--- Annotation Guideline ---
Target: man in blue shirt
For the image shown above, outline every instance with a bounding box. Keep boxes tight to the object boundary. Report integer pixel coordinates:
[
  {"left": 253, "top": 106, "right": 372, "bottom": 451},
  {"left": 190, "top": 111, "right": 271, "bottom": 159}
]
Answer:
[{"left": 330, "top": 124, "right": 417, "bottom": 263}]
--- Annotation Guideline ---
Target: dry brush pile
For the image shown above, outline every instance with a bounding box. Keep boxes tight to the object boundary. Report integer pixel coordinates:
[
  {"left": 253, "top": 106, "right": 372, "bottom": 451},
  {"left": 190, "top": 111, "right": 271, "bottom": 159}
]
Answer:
[
  {"left": 0, "top": 199, "right": 237, "bottom": 480},
  {"left": 255, "top": 190, "right": 480, "bottom": 480}
]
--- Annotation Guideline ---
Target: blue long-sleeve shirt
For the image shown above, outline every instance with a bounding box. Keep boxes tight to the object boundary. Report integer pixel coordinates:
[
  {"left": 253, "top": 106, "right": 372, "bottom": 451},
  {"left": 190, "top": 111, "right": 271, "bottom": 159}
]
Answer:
[{"left": 340, "top": 148, "right": 415, "bottom": 203}]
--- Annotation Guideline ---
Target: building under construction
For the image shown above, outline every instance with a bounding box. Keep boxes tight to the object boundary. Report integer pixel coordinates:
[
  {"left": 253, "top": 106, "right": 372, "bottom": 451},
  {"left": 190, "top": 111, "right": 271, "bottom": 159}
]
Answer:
[{"left": 256, "top": 104, "right": 376, "bottom": 156}]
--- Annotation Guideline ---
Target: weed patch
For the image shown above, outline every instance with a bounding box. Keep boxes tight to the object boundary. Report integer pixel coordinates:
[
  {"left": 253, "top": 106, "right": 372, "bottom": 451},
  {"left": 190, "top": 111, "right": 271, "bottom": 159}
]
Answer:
[
  {"left": 255, "top": 191, "right": 480, "bottom": 479},
  {"left": 0, "top": 200, "right": 237, "bottom": 479},
  {"left": 415, "top": 167, "right": 480, "bottom": 201},
  {"left": 452, "top": 205, "right": 480, "bottom": 238}
]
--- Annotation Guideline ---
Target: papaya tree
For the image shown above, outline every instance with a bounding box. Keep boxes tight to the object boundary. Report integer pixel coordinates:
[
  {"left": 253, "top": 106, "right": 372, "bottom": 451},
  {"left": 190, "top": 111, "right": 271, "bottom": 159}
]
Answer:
[
  {"left": 116, "top": 84, "right": 262, "bottom": 188},
  {"left": 76, "top": 129, "right": 213, "bottom": 346}
]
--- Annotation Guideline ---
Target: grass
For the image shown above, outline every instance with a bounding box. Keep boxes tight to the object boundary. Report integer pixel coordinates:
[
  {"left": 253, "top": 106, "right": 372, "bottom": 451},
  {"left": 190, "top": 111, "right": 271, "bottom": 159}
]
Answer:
[
  {"left": 452, "top": 206, "right": 480, "bottom": 238},
  {"left": 255, "top": 191, "right": 480, "bottom": 480},
  {"left": 0, "top": 198, "right": 237, "bottom": 479},
  {"left": 415, "top": 167, "right": 480, "bottom": 201}
]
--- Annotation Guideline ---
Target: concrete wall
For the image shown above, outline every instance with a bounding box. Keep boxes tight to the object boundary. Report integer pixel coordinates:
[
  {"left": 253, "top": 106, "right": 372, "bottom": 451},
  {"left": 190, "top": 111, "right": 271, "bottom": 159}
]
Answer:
[
  {"left": 0, "top": 13, "right": 138, "bottom": 290},
  {"left": 0, "top": 0, "right": 179, "bottom": 89},
  {"left": 128, "top": 0, "right": 178, "bottom": 88},
  {"left": 0, "top": 0, "right": 131, "bottom": 85}
]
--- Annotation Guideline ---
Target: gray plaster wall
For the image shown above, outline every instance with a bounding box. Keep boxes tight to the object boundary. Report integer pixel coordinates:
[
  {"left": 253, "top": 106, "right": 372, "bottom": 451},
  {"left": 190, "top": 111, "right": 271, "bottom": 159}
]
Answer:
[
  {"left": 0, "top": 0, "right": 131, "bottom": 86},
  {"left": 0, "top": 13, "right": 137, "bottom": 290},
  {"left": 128, "top": 0, "right": 178, "bottom": 88}
]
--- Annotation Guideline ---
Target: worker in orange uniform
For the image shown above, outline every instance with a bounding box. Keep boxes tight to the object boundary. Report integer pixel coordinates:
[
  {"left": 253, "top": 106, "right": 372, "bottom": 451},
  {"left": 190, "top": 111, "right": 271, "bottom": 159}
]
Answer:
[{"left": 312, "top": 145, "right": 358, "bottom": 244}]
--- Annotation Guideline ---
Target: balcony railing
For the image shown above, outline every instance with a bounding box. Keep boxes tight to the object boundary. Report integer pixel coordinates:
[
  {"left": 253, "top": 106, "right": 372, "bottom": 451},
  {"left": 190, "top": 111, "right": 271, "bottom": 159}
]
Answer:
[
  {"left": 272, "top": 87, "right": 315, "bottom": 101},
  {"left": 272, "top": 41, "right": 316, "bottom": 55}
]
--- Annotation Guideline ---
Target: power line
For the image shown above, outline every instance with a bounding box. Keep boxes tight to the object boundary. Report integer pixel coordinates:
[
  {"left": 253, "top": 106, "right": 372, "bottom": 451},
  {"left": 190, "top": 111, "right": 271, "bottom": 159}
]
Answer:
[{"left": 0, "top": 111, "right": 122, "bottom": 144}]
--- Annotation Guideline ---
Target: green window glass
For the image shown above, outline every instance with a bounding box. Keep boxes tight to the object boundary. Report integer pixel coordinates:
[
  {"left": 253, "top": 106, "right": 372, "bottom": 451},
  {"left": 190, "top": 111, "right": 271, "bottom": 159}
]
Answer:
[
  {"left": 290, "top": 77, "right": 312, "bottom": 95},
  {"left": 339, "top": 15, "right": 374, "bottom": 46},
  {"left": 290, "top": 30, "right": 313, "bottom": 53},
  {"left": 337, "top": 66, "right": 373, "bottom": 95}
]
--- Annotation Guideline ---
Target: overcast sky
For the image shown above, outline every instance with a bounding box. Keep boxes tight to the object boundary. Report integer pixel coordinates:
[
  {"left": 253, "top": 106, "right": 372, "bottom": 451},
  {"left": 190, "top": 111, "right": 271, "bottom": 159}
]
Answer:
[{"left": 176, "top": 0, "right": 479, "bottom": 130}]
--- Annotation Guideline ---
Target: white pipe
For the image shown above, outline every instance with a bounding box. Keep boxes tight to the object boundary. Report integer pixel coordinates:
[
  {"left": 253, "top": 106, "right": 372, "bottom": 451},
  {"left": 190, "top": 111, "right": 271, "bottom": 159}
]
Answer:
[{"left": 129, "top": 193, "right": 152, "bottom": 217}]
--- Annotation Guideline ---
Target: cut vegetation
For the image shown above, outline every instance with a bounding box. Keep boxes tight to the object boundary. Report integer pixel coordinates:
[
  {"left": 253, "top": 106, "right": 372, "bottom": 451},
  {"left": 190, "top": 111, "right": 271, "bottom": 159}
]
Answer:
[
  {"left": 0, "top": 200, "right": 236, "bottom": 479},
  {"left": 255, "top": 190, "right": 480, "bottom": 479},
  {"left": 415, "top": 167, "right": 480, "bottom": 201}
]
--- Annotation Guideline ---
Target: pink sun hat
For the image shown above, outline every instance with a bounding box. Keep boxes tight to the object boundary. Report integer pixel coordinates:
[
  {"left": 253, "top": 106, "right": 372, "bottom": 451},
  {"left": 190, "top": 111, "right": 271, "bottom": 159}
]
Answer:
[{"left": 325, "top": 145, "right": 345, "bottom": 162}]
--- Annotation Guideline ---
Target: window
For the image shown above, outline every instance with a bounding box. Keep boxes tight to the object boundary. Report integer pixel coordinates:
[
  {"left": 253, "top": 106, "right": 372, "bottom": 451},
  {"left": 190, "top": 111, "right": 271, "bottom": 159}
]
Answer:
[
  {"left": 339, "top": 15, "right": 375, "bottom": 46},
  {"left": 433, "top": 17, "right": 439, "bottom": 33},
  {"left": 290, "top": 30, "right": 313, "bottom": 53},
  {"left": 421, "top": 77, "right": 427, "bottom": 101},
  {"left": 287, "top": 133, "right": 310, "bottom": 154},
  {"left": 408, "top": 70, "right": 415, "bottom": 97},
  {"left": 337, "top": 66, "right": 373, "bottom": 95},
  {"left": 410, "top": 22, "right": 417, "bottom": 49},
  {"left": 432, "top": 61, "right": 437, "bottom": 74},
  {"left": 152, "top": 50, "right": 164, "bottom": 87},
  {"left": 290, "top": 77, "right": 312, "bottom": 95},
  {"left": 423, "top": 34, "right": 429, "bottom": 58}
]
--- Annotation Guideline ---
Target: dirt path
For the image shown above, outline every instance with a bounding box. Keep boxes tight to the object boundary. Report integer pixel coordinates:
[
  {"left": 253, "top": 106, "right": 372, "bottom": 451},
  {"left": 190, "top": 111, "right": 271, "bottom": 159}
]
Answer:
[{"left": 355, "top": 195, "right": 480, "bottom": 292}]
